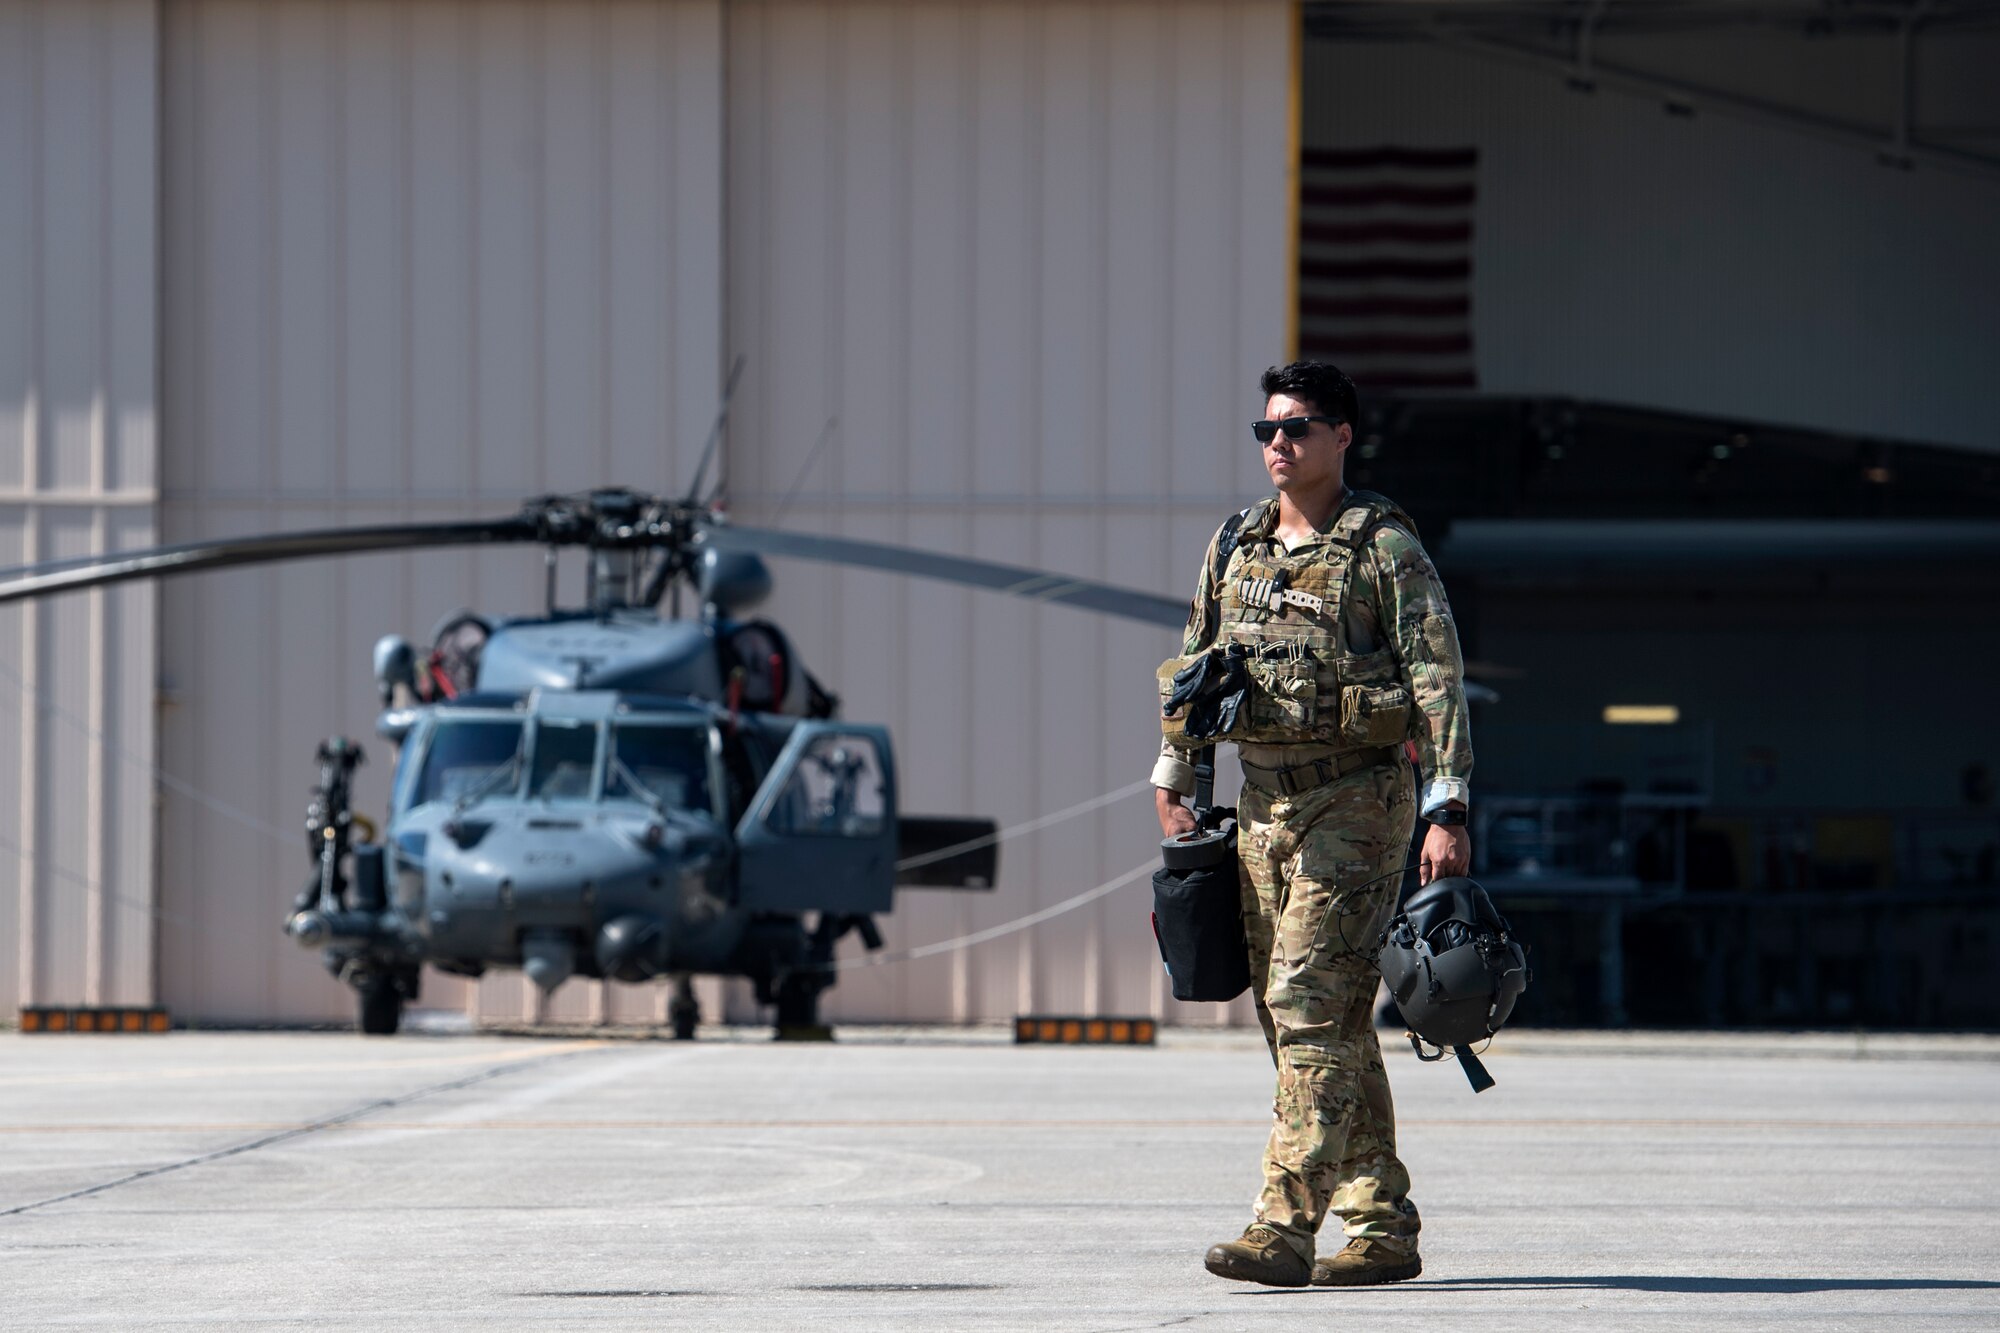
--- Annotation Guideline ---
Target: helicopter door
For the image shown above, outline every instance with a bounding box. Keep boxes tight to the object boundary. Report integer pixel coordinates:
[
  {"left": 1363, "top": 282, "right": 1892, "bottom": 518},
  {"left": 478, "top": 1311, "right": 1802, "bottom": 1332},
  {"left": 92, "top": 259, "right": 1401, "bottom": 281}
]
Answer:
[{"left": 734, "top": 722, "right": 896, "bottom": 915}]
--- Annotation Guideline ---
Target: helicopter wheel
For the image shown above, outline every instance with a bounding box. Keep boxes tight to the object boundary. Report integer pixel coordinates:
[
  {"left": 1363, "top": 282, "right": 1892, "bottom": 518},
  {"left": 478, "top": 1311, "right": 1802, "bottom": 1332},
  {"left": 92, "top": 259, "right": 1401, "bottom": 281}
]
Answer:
[
  {"left": 357, "top": 979, "right": 403, "bottom": 1036},
  {"left": 772, "top": 974, "right": 831, "bottom": 1042},
  {"left": 668, "top": 976, "right": 699, "bottom": 1041}
]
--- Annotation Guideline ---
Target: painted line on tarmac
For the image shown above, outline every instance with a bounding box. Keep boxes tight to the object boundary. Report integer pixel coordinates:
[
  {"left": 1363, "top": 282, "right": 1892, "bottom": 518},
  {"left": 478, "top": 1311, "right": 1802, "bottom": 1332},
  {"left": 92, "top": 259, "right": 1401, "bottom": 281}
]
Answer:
[
  {"left": 0, "top": 1043, "right": 591, "bottom": 1090},
  {"left": 1, "top": 1114, "right": 1995, "bottom": 1135},
  {"left": 0, "top": 1041, "right": 611, "bottom": 1219}
]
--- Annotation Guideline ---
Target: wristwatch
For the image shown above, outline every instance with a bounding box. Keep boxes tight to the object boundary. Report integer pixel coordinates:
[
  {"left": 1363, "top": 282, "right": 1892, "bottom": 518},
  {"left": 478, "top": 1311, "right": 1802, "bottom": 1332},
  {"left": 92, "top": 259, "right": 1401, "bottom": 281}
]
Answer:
[{"left": 1426, "top": 806, "right": 1468, "bottom": 827}]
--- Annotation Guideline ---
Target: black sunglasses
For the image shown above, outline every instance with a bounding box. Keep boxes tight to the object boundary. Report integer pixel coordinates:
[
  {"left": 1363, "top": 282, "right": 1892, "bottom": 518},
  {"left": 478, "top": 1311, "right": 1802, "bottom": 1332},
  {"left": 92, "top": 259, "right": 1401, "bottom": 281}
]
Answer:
[{"left": 1252, "top": 415, "right": 1342, "bottom": 444}]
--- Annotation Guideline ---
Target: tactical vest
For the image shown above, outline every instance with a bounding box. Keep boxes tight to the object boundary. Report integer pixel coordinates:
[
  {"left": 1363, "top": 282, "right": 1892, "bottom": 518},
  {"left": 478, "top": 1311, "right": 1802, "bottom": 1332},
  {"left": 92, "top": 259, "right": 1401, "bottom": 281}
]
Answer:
[{"left": 1159, "top": 491, "right": 1417, "bottom": 749}]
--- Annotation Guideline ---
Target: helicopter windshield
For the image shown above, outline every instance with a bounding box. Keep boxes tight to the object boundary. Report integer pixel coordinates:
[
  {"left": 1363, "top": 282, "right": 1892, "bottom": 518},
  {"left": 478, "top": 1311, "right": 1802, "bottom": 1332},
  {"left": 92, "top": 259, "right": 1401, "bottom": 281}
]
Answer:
[
  {"left": 608, "top": 724, "right": 712, "bottom": 812},
  {"left": 529, "top": 720, "right": 600, "bottom": 800},
  {"left": 413, "top": 719, "right": 525, "bottom": 807}
]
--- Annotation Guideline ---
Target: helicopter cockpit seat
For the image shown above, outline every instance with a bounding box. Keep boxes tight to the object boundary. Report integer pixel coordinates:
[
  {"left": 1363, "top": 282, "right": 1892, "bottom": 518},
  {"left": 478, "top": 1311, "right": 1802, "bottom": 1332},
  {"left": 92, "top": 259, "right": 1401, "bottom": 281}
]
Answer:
[
  {"left": 425, "top": 612, "right": 493, "bottom": 700},
  {"left": 719, "top": 620, "right": 838, "bottom": 719}
]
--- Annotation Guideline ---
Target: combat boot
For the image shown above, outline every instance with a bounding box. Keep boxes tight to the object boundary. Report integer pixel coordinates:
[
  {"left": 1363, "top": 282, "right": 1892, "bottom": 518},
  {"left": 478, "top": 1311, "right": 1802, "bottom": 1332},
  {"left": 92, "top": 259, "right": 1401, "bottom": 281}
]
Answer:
[
  {"left": 1203, "top": 1224, "right": 1311, "bottom": 1287},
  {"left": 1309, "top": 1236, "right": 1422, "bottom": 1287}
]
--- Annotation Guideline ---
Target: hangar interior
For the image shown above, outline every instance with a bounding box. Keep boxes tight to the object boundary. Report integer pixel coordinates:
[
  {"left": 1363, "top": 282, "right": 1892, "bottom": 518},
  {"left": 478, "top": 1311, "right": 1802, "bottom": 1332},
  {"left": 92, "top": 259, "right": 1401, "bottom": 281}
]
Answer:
[
  {"left": 1301, "top": 1, "right": 2000, "bottom": 1025},
  {"left": 3, "top": 0, "right": 1996, "bottom": 1031}
]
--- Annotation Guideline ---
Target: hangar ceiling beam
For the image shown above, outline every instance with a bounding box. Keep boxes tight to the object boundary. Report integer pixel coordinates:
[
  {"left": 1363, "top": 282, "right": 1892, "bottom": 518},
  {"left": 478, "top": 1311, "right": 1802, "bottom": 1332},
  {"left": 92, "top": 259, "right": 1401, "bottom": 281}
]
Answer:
[{"left": 1306, "top": 0, "right": 2000, "bottom": 184}]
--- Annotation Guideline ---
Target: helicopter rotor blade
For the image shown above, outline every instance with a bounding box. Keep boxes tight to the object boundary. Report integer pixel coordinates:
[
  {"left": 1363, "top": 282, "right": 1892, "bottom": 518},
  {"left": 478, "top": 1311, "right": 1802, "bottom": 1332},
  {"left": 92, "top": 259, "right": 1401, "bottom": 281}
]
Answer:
[
  {"left": 0, "top": 517, "right": 540, "bottom": 605},
  {"left": 708, "top": 523, "right": 1189, "bottom": 629}
]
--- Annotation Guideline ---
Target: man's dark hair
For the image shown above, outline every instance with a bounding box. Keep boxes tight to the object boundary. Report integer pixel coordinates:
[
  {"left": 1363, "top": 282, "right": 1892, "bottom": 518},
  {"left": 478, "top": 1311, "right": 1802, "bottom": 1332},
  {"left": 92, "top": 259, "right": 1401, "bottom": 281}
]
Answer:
[{"left": 1260, "top": 360, "right": 1359, "bottom": 426}]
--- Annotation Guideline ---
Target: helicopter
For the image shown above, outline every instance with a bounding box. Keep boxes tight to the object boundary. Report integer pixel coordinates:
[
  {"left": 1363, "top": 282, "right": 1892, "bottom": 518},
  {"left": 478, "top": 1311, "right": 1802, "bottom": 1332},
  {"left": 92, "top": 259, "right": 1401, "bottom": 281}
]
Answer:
[{"left": 0, "top": 486, "right": 1188, "bottom": 1037}]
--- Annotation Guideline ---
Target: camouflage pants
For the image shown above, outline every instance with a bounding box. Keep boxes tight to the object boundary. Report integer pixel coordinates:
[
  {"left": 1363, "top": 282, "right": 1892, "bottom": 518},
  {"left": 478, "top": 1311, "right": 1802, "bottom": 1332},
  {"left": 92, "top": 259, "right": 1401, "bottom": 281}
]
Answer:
[{"left": 1238, "top": 757, "right": 1419, "bottom": 1262}]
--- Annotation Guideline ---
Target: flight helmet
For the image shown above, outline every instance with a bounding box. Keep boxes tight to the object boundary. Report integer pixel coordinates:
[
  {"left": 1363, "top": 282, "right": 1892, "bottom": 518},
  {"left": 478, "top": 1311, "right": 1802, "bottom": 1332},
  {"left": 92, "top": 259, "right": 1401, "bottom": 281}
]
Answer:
[{"left": 1376, "top": 875, "right": 1529, "bottom": 1092}]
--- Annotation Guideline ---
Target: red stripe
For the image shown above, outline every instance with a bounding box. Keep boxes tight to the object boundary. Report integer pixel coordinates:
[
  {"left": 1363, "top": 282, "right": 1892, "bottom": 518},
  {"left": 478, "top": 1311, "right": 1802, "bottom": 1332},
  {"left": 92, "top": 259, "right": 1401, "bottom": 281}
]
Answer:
[
  {"left": 1309, "top": 366, "right": 1479, "bottom": 390},
  {"left": 1296, "top": 332, "right": 1473, "bottom": 356},
  {"left": 1299, "top": 219, "right": 1471, "bottom": 245},
  {"left": 1303, "top": 146, "right": 1479, "bottom": 170},
  {"left": 1301, "top": 256, "right": 1470, "bottom": 282},
  {"left": 1301, "top": 182, "right": 1476, "bottom": 208},
  {"left": 1299, "top": 293, "right": 1469, "bottom": 318}
]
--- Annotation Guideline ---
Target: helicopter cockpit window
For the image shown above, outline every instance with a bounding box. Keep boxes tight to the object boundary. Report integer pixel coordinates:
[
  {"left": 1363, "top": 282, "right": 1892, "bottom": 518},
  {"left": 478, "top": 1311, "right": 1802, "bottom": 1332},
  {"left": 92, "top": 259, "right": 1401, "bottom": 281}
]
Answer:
[
  {"left": 412, "top": 719, "right": 524, "bottom": 807},
  {"left": 529, "top": 720, "right": 600, "bottom": 800},
  {"left": 608, "top": 725, "right": 712, "bottom": 813},
  {"left": 768, "top": 732, "right": 887, "bottom": 838}
]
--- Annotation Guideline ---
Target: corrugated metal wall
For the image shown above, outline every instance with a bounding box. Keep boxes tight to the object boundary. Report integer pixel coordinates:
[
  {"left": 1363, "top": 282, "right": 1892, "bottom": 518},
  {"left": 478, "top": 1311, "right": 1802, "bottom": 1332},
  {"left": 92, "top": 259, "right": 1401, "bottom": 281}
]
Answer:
[
  {"left": 725, "top": 0, "right": 1291, "bottom": 1026},
  {"left": 158, "top": 0, "right": 726, "bottom": 1024},
  {"left": 1302, "top": 37, "right": 2000, "bottom": 453},
  {"left": 7, "top": 0, "right": 1291, "bottom": 1028},
  {"left": 0, "top": 0, "right": 160, "bottom": 1011}
]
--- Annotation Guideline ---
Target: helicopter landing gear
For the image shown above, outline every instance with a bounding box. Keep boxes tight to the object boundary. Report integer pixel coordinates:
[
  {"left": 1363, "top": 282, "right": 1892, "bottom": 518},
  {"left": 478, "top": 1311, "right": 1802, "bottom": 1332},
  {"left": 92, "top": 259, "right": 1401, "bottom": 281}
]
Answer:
[
  {"left": 765, "top": 912, "right": 884, "bottom": 1040},
  {"left": 668, "top": 975, "right": 700, "bottom": 1041},
  {"left": 353, "top": 967, "right": 417, "bottom": 1036},
  {"left": 772, "top": 971, "right": 831, "bottom": 1042},
  {"left": 358, "top": 979, "right": 402, "bottom": 1036}
]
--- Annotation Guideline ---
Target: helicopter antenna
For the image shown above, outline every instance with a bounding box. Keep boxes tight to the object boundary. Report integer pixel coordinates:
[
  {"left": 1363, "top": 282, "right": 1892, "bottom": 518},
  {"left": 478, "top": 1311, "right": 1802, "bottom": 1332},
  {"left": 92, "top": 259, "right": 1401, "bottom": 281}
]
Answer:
[
  {"left": 637, "top": 356, "right": 747, "bottom": 617},
  {"left": 773, "top": 416, "right": 840, "bottom": 524},
  {"left": 681, "top": 355, "right": 746, "bottom": 508}
]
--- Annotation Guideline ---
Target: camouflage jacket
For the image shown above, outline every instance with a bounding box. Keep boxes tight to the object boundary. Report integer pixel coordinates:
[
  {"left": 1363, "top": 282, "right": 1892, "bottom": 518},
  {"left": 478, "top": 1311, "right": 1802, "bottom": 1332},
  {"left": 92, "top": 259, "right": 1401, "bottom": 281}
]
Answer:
[{"left": 1151, "top": 492, "right": 1473, "bottom": 816}]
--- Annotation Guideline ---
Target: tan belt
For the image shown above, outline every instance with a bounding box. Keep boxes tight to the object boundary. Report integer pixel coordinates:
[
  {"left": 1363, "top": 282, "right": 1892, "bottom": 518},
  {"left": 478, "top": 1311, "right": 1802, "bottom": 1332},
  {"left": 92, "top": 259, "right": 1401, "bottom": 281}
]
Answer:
[{"left": 1239, "top": 745, "right": 1398, "bottom": 798}]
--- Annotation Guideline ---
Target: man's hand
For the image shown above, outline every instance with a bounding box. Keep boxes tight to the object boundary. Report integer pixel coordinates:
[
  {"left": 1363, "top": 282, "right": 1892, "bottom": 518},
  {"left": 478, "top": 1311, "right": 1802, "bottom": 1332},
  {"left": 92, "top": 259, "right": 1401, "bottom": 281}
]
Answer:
[
  {"left": 1156, "top": 786, "right": 1197, "bottom": 839},
  {"left": 1419, "top": 821, "right": 1471, "bottom": 884}
]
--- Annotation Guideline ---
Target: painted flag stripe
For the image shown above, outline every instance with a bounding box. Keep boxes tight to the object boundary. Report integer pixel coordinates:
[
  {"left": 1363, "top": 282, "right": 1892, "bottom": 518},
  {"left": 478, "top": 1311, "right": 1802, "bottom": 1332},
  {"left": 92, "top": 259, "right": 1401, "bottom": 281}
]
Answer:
[
  {"left": 1301, "top": 182, "right": 1477, "bottom": 209},
  {"left": 1300, "top": 219, "right": 1473, "bottom": 246},
  {"left": 1292, "top": 363, "right": 1479, "bottom": 390},
  {"left": 1301, "top": 256, "right": 1470, "bottom": 282},
  {"left": 1303, "top": 146, "right": 1479, "bottom": 170},
  {"left": 1299, "top": 293, "right": 1470, "bottom": 319},
  {"left": 1299, "top": 332, "right": 1474, "bottom": 356}
]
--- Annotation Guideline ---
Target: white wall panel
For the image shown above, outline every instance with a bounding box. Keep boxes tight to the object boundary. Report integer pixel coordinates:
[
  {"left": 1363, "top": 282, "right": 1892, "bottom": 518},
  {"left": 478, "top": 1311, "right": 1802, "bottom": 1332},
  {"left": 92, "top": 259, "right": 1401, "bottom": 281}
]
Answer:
[
  {"left": 727, "top": 0, "right": 1293, "bottom": 1027},
  {"left": 160, "top": 0, "right": 725, "bottom": 1024},
  {"left": 0, "top": 0, "right": 159, "bottom": 1010},
  {"left": 1303, "top": 38, "right": 2000, "bottom": 453}
]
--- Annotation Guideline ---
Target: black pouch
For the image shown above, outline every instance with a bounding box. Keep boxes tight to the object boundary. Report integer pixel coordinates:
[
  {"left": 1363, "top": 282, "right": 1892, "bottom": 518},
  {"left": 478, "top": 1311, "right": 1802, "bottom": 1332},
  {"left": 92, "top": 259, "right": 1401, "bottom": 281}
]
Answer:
[{"left": 1151, "top": 812, "right": 1251, "bottom": 1003}]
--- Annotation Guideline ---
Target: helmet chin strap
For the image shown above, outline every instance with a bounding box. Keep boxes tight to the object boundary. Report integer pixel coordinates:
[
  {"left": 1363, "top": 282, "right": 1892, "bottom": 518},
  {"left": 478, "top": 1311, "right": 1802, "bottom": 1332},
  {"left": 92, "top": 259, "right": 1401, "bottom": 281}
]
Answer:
[
  {"left": 1406, "top": 1032, "right": 1497, "bottom": 1094},
  {"left": 1454, "top": 1046, "right": 1497, "bottom": 1094}
]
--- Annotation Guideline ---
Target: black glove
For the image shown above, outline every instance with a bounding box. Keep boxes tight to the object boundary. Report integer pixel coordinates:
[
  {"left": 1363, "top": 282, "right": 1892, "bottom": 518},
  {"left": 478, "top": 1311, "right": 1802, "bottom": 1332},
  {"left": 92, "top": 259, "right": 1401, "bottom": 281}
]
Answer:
[{"left": 1164, "top": 644, "right": 1251, "bottom": 741}]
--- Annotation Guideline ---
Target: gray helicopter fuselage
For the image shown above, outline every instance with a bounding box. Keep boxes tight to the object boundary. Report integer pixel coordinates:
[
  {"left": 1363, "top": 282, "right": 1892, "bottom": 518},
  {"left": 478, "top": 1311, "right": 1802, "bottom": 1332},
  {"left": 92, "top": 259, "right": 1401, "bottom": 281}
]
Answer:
[
  {"left": 338, "top": 671, "right": 904, "bottom": 1008},
  {"left": 476, "top": 612, "right": 725, "bottom": 697},
  {"left": 393, "top": 788, "right": 743, "bottom": 985},
  {"left": 383, "top": 690, "right": 752, "bottom": 986}
]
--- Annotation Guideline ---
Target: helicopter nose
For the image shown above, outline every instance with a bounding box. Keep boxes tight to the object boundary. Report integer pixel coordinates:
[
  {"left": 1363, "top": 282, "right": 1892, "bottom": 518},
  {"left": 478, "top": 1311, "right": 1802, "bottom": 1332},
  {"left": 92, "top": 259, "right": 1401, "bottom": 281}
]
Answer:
[{"left": 422, "top": 812, "right": 679, "bottom": 970}]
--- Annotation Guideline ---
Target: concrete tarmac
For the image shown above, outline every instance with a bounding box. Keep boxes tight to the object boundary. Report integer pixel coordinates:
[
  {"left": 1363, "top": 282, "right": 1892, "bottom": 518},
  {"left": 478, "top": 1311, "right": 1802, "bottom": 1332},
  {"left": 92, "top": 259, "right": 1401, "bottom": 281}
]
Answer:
[{"left": 2, "top": 1024, "right": 1997, "bottom": 1331}]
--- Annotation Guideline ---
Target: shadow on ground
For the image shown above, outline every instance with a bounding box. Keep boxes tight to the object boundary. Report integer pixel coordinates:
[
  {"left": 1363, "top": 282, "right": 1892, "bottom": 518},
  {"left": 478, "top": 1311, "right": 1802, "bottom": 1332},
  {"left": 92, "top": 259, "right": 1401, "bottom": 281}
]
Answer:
[
  {"left": 1239, "top": 1275, "right": 2000, "bottom": 1296},
  {"left": 1412, "top": 1276, "right": 2000, "bottom": 1295}
]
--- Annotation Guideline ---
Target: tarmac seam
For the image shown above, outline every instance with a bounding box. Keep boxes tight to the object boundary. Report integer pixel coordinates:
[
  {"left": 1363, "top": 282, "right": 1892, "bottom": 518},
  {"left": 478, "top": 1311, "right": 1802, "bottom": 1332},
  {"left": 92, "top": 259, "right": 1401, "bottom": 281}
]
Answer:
[
  {"left": 4, "top": 1115, "right": 1995, "bottom": 1133},
  {"left": 0, "top": 1040, "right": 610, "bottom": 1220}
]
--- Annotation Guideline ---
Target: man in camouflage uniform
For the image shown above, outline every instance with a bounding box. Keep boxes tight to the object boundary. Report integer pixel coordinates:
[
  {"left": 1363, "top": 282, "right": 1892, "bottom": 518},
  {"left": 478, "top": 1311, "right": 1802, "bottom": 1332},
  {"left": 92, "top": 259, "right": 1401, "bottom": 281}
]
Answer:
[{"left": 1152, "top": 360, "right": 1473, "bottom": 1288}]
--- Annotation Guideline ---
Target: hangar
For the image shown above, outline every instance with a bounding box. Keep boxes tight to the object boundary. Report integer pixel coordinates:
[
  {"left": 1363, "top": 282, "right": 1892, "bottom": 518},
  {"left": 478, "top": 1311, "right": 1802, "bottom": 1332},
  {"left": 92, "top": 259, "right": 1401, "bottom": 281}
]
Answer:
[{"left": 4, "top": 0, "right": 1996, "bottom": 1030}]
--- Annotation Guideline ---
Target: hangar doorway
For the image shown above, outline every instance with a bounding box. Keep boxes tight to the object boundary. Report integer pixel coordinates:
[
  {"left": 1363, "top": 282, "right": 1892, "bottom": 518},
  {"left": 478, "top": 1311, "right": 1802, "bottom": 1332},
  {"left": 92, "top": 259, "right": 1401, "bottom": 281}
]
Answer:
[{"left": 1298, "top": 9, "right": 2000, "bottom": 1026}]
